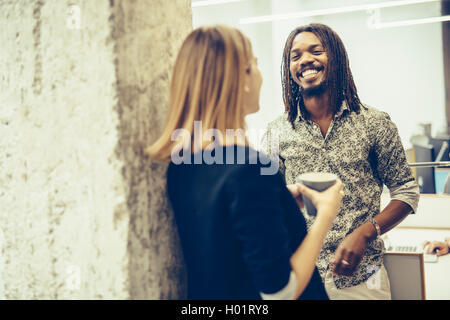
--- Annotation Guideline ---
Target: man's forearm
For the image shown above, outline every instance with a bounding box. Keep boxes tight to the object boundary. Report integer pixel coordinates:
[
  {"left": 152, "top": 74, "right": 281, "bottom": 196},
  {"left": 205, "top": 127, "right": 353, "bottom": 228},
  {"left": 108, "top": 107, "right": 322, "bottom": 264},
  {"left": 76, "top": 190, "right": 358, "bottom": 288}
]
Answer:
[{"left": 357, "top": 200, "right": 413, "bottom": 242}]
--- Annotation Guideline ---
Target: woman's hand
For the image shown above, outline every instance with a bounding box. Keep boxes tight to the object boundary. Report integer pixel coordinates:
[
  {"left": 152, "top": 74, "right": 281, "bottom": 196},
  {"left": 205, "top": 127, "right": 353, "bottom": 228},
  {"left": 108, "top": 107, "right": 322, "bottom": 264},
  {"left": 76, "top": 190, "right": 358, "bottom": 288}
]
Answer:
[
  {"left": 298, "top": 180, "right": 344, "bottom": 222},
  {"left": 287, "top": 179, "right": 344, "bottom": 299},
  {"left": 287, "top": 180, "right": 344, "bottom": 214},
  {"left": 286, "top": 183, "right": 305, "bottom": 209}
]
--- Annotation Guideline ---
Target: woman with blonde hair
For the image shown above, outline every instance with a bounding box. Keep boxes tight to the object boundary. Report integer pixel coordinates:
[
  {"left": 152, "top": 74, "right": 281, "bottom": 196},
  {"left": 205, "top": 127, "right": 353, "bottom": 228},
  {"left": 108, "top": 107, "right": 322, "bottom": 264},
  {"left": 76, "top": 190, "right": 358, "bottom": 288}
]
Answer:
[{"left": 147, "top": 25, "right": 343, "bottom": 300}]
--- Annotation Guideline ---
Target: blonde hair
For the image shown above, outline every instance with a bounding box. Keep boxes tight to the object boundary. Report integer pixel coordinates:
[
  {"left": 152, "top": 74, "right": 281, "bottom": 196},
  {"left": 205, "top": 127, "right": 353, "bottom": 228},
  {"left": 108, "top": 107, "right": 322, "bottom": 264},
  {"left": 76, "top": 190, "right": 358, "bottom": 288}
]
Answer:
[{"left": 146, "top": 25, "right": 253, "bottom": 162}]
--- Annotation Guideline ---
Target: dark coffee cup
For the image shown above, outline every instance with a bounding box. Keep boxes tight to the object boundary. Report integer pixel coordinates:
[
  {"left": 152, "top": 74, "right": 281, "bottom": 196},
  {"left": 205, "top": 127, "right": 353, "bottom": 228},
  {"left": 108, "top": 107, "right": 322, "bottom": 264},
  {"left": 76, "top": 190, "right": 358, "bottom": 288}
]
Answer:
[{"left": 296, "top": 172, "right": 338, "bottom": 216}]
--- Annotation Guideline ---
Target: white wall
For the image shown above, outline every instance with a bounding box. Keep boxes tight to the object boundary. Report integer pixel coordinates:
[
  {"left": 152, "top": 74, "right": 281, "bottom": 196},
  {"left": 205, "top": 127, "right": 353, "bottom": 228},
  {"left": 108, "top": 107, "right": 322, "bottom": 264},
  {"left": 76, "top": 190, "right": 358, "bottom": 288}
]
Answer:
[
  {"left": 193, "top": 0, "right": 275, "bottom": 145},
  {"left": 192, "top": 0, "right": 446, "bottom": 149}
]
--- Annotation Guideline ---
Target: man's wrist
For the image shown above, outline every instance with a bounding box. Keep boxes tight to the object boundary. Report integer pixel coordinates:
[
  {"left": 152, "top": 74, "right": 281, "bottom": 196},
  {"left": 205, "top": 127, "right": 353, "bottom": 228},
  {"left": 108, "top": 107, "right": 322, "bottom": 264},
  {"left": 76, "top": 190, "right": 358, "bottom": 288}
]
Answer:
[
  {"left": 357, "top": 221, "right": 378, "bottom": 242},
  {"left": 370, "top": 217, "right": 381, "bottom": 238}
]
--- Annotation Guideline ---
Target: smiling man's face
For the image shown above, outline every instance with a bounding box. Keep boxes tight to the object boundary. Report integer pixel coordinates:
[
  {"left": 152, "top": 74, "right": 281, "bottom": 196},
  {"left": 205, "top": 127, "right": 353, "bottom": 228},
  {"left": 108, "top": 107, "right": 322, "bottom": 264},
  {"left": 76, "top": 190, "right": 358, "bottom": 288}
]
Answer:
[{"left": 289, "top": 32, "right": 328, "bottom": 95}]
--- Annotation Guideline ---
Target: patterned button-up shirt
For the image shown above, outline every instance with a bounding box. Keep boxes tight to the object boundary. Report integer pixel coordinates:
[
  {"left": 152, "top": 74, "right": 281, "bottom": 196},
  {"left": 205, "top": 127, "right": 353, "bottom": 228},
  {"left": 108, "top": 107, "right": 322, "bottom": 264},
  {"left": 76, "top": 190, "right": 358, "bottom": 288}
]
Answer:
[{"left": 262, "top": 102, "right": 420, "bottom": 289}]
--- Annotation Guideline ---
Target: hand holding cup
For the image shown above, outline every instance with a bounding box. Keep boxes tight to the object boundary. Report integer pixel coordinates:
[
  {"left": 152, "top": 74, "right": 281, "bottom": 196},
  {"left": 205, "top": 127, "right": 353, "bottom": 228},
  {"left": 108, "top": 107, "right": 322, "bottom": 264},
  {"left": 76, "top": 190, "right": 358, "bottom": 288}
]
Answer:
[{"left": 296, "top": 172, "right": 343, "bottom": 217}]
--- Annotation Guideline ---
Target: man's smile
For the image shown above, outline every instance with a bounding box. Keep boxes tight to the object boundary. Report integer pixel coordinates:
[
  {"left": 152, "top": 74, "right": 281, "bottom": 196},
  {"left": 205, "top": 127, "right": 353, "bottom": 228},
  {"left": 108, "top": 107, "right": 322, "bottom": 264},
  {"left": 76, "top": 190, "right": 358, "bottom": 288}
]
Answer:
[{"left": 297, "top": 65, "right": 324, "bottom": 81}]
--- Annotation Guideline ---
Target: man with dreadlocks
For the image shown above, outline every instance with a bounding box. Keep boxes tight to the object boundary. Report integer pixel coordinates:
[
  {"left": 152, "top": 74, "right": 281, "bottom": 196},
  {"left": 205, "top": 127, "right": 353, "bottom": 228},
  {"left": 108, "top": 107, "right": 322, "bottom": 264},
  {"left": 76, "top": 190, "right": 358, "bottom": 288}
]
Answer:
[{"left": 262, "top": 23, "right": 419, "bottom": 300}]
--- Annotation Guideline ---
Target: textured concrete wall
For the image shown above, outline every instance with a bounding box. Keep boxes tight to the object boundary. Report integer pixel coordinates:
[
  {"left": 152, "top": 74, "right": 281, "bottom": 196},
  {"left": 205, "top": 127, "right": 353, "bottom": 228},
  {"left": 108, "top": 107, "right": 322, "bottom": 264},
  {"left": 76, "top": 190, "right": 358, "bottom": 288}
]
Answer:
[
  {"left": 110, "top": 0, "right": 191, "bottom": 299},
  {"left": 0, "top": 0, "right": 191, "bottom": 299}
]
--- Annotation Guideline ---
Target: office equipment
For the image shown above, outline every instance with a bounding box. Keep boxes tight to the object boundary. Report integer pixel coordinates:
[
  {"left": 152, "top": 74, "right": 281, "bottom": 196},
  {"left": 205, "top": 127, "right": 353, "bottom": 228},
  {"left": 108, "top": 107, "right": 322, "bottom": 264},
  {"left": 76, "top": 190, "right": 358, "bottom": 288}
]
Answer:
[
  {"left": 429, "top": 138, "right": 450, "bottom": 162},
  {"left": 435, "top": 169, "right": 450, "bottom": 194},
  {"left": 444, "top": 172, "right": 450, "bottom": 194},
  {"left": 427, "top": 138, "right": 450, "bottom": 193},
  {"left": 413, "top": 144, "right": 435, "bottom": 193},
  {"left": 384, "top": 252, "right": 426, "bottom": 300},
  {"left": 407, "top": 161, "right": 450, "bottom": 194},
  {"left": 384, "top": 232, "right": 439, "bottom": 263},
  {"left": 385, "top": 244, "right": 438, "bottom": 263}
]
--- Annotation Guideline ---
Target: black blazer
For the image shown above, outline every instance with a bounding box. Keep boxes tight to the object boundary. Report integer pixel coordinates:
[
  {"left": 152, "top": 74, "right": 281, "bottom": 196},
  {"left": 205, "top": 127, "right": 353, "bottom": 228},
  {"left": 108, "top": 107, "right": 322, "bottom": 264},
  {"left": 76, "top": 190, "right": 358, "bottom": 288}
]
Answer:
[{"left": 167, "top": 145, "right": 328, "bottom": 300}]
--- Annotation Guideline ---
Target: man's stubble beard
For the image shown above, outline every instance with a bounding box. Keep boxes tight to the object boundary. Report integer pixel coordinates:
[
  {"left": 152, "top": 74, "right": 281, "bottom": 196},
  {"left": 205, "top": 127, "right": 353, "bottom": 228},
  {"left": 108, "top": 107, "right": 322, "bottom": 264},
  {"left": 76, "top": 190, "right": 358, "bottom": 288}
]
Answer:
[{"left": 299, "top": 81, "right": 327, "bottom": 99}]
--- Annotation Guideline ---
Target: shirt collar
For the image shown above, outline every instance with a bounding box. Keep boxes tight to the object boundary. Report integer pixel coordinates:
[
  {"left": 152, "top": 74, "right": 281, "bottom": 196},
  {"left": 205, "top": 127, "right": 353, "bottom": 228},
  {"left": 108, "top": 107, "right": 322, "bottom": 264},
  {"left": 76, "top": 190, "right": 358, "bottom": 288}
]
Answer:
[
  {"left": 296, "top": 100, "right": 350, "bottom": 122},
  {"left": 334, "top": 100, "right": 350, "bottom": 119}
]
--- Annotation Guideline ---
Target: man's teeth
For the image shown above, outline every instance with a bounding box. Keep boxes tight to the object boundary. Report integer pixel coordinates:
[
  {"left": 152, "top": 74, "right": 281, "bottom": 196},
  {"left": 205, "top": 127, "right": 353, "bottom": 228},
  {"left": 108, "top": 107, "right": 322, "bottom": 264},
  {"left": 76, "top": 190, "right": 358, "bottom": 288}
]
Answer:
[{"left": 302, "top": 69, "right": 318, "bottom": 77}]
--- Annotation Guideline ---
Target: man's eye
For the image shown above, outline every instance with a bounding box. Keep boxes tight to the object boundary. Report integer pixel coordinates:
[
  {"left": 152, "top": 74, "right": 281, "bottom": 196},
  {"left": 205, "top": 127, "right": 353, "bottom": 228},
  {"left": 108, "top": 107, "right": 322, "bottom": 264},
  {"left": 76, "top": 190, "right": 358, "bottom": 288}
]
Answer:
[
  {"left": 312, "top": 51, "right": 323, "bottom": 55},
  {"left": 291, "top": 55, "right": 299, "bottom": 61}
]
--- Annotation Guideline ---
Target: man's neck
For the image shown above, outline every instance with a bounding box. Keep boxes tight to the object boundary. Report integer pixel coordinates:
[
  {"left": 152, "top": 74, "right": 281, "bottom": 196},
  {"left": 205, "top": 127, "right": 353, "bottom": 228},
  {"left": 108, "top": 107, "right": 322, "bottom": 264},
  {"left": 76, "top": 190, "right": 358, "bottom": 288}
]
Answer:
[{"left": 303, "top": 92, "right": 333, "bottom": 121}]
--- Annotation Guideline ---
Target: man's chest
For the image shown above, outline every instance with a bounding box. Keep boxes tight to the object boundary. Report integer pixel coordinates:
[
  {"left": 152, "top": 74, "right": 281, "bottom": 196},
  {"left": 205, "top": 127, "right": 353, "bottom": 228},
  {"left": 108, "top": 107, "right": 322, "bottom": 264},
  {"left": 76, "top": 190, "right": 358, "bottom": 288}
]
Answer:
[{"left": 278, "top": 120, "right": 374, "bottom": 178}]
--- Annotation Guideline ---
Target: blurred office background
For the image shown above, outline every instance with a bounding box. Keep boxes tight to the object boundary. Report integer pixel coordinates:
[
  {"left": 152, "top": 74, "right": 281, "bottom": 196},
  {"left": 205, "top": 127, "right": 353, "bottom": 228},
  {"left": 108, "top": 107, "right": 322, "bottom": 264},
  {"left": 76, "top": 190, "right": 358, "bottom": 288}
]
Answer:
[
  {"left": 193, "top": 3, "right": 450, "bottom": 300},
  {"left": 193, "top": 0, "right": 448, "bottom": 150}
]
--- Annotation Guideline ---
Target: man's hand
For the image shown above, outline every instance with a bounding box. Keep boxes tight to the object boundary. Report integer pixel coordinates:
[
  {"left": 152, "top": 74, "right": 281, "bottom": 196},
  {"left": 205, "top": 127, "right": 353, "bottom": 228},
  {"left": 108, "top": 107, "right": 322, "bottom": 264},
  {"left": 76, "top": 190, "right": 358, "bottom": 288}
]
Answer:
[
  {"left": 287, "top": 183, "right": 304, "bottom": 209},
  {"left": 330, "top": 230, "right": 368, "bottom": 276}
]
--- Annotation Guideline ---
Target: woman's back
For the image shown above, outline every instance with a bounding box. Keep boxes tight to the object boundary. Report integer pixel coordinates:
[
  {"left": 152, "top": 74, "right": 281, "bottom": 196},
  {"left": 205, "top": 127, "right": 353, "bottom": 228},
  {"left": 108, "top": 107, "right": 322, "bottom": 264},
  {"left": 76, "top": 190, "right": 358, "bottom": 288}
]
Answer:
[{"left": 167, "top": 145, "right": 328, "bottom": 299}]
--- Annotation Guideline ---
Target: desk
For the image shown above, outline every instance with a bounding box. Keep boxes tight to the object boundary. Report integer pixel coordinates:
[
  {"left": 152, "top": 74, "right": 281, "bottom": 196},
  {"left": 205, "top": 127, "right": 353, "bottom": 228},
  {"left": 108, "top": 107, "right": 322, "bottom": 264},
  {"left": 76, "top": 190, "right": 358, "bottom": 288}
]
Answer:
[
  {"left": 381, "top": 193, "right": 450, "bottom": 299},
  {"left": 385, "top": 228, "right": 450, "bottom": 300},
  {"left": 425, "top": 254, "right": 450, "bottom": 300}
]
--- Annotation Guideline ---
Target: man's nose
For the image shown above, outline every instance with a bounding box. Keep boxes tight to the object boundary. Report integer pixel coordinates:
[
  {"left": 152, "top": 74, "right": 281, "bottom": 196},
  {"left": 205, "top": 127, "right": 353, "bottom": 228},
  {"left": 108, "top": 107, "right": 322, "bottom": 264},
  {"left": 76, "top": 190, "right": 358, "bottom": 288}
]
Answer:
[{"left": 299, "top": 52, "right": 314, "bottom": 67}]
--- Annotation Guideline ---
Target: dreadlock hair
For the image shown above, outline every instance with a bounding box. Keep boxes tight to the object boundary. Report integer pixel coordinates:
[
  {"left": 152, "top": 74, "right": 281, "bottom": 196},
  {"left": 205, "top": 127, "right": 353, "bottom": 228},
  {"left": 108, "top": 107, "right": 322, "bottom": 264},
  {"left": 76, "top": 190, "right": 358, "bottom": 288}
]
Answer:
[{"left": 281, "top": 23, "right": 361, "bottom": 128}]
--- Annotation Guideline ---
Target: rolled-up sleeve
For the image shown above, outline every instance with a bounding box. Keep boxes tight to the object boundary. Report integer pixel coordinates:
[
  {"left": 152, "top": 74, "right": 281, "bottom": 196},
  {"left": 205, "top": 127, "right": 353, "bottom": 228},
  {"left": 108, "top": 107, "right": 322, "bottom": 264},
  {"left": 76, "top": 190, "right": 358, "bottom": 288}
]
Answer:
[
  {"left": 372, "top": 112, "right": 420, "bottom": 213},
  {"left": 389, "top": 180, "right": 420, "bottom": 213}
]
